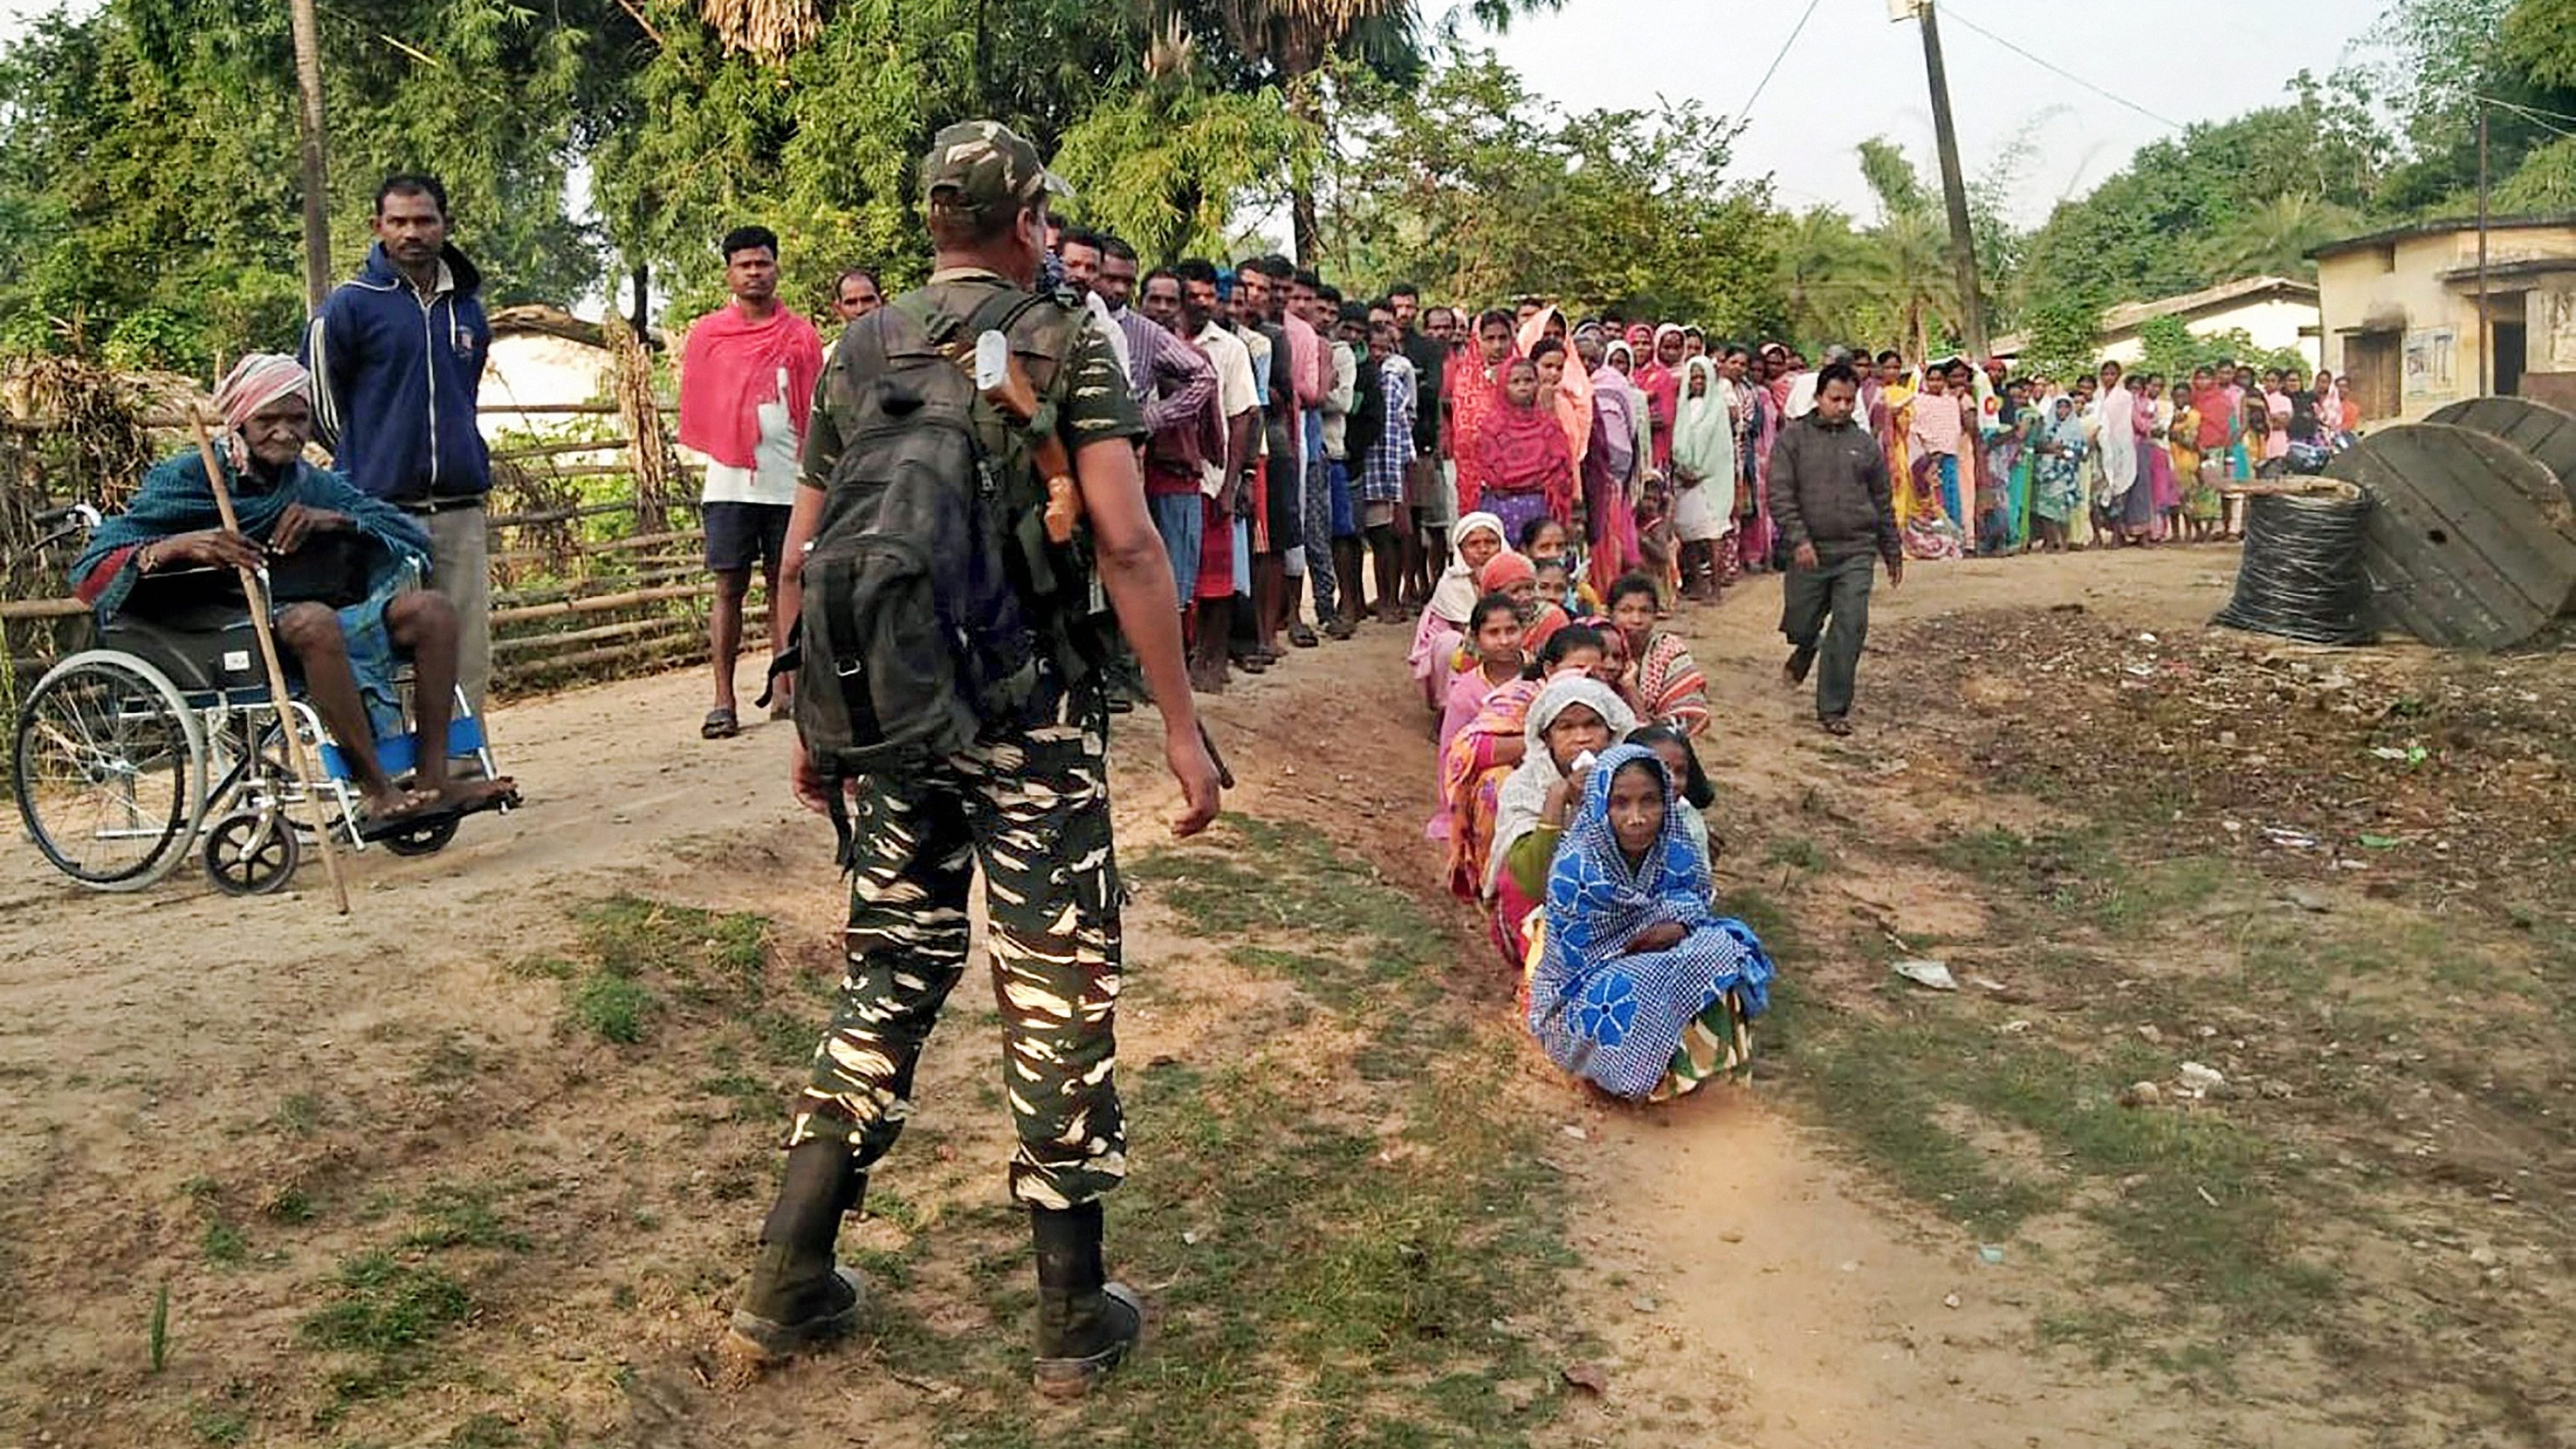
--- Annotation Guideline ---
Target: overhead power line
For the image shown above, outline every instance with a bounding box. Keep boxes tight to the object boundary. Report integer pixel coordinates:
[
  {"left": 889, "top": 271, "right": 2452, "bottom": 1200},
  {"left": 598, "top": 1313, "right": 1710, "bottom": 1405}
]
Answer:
[
  {"left": 2478, "top": 94, "right": 2576, "bottom": 141},
  {"left": 1937, "top": 2, "right": 2186, "bottom": 133},
  {"left": 1736, "top": 0, "right": 1826, "bottom": 123}
]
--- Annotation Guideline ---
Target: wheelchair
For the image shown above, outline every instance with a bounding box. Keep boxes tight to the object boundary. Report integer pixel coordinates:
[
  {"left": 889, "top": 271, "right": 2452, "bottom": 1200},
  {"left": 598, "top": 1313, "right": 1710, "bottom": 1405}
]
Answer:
[{"left": 11, "top": 516, "right": 509, "bottom": 896}]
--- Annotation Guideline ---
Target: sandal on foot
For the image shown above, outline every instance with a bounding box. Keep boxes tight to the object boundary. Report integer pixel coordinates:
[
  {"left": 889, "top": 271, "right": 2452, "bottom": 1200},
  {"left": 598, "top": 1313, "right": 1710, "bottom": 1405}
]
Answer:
[
  {"left": 355, "top": 793, "right": 460, "bottom": 843},
  {"left": 1820, "top": 715, "right": 1854, "bottom": 737},
  {"left": 702, "top": 707, "right": 741, "bottom": 740}
]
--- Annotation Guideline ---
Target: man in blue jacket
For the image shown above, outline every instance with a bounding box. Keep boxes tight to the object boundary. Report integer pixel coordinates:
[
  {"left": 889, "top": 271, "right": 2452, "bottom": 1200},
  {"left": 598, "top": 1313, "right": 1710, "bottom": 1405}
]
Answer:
[{"left": 305, "top": 174, "right": 495, "bottom": 710}]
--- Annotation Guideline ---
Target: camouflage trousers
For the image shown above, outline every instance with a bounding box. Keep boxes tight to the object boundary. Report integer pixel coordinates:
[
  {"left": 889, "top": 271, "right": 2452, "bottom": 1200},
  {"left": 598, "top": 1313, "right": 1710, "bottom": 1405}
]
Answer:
[{"left": 784, "top": 712, "right": 1125, "bottom": 1209}]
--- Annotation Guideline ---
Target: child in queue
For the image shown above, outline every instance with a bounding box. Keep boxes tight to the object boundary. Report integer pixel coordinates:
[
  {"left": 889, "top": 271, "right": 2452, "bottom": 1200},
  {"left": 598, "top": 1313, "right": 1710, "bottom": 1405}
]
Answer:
[
  {"left": 1429, "top": 593, "right": 1529, "bottom": 844},
  {"left": 1627, "top": 723, "right": 1716, "bottom": 871}
]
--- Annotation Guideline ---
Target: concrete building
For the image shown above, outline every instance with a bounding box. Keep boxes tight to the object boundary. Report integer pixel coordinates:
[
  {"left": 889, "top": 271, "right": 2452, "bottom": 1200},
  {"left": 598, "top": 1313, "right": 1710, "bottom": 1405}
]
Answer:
[
  {"left": 1992, "top": 275, "right": 2321, "bottom": 372},
  {"left": 2311, "top": 214, "right": 2576, "bottom": 425}
]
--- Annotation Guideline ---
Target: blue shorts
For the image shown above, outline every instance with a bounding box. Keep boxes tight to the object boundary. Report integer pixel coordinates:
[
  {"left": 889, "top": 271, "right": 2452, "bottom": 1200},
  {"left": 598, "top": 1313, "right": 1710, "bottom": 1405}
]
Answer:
[
  {"left": 1149, "top": 492, "right": 1202, "bottom": 610},
  {"left": 1327, "top": 461, "right": 1356, "bottom": 539}
]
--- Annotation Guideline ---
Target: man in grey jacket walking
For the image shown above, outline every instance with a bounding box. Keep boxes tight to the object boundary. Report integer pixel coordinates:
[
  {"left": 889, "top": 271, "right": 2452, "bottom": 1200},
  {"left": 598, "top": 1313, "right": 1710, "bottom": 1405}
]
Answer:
[{"left": 1768, "top": 360, "right": 1902, "bottom": 736}]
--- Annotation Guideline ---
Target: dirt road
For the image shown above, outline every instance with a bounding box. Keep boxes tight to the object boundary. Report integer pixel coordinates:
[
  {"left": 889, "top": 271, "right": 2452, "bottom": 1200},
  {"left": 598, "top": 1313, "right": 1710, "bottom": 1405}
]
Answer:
[{"left": 0, "top": 544, "right": 2512, "bottom": 1445}]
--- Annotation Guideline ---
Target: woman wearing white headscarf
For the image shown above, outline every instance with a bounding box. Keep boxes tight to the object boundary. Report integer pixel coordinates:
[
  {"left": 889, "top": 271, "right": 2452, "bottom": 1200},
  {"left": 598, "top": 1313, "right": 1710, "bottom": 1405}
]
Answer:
[
  {"left": 1484, "top": 673, "right": 1639, "bottom": 969},
  {"left": 1668, "top": 355, "right": 1737, "bottom": 601},
  {"left": 1409, "top": 510, "right": 1509, "bottom": 710}
]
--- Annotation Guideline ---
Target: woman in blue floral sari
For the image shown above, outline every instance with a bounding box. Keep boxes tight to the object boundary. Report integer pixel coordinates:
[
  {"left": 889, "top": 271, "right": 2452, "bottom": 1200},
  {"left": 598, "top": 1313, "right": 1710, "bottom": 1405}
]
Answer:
[{"left": 1525, "top": 743, "right": 1774, "bottom": 1101}]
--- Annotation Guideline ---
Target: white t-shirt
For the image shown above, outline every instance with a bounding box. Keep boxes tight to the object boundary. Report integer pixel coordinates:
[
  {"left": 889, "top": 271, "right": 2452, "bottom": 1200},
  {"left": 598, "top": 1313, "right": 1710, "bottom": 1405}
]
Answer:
[
  {"left": 1195, "top": 321, "right": 1259, "bottom": 498},
  {"left": 695, "top": 364, "right": 803, "bottom": 508}
]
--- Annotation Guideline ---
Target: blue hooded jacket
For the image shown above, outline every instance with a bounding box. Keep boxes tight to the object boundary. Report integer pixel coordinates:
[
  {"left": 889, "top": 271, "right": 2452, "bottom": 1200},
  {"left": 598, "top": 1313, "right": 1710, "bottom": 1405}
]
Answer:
[{"left": 303, "top": 241, "right": 493, "bottom": 506}]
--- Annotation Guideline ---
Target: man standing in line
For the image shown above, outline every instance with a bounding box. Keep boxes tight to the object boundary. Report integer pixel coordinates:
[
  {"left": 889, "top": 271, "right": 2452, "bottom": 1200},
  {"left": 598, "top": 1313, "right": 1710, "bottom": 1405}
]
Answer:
[
  {"left": 1078, "top": 233, "right": 1213, "bottom": 461},
  {"left": 675, "top": 224, "right": 824, "bottom": 739},
  {"left": 1387, "top": 282, "right": 1449, "bottom": 607},
  {"left": 1248, "top": 256, "right": 1322, "bottom": 651},
  {"left": 726, "top": 121, "right": 1221, "bottom": 1396},
  {"left": 1312, "top": 281, "right": 1362, "bottom": 637},
  {"left": 1770, "top": 361, "right": 1902, "bottom": 737},
  {"left": 1232, "top": 262, "right": 1294, "bottom": 663},
  {"left": 306, "top": 173, "right": 495, "bottom": 711},
  {"left": 1355, "top": 299, "right": 1416, "bottom": 621},
  {"left": 1175, "top": 259, "right": 1261, "bottom": 693},
  {"left": 833, "top": 268, "right": 883, "bottom": 322},
  {"left": 1136, "top": 268, "right": 1224, "bottom": 638}
]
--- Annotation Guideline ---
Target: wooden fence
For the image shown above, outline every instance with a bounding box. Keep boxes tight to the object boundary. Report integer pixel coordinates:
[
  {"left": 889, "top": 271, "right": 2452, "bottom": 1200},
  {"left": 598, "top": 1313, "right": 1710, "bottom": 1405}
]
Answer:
[{"left": 1, "top": 399, "right": 751, "bottom": 710}]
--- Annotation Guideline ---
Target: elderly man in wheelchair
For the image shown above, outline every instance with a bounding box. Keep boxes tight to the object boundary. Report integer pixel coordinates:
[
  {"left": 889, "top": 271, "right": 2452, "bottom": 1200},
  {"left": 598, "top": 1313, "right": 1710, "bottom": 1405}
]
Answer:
[{"left": 67, "top": 354, "right": 515, "bottom": 839}]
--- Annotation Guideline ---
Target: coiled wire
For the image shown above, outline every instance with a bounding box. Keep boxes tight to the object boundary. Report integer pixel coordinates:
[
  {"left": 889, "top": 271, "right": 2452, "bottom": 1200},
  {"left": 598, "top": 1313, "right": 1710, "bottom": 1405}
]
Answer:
[{"left": 2212, "top": 489, "right": 2375, "bottom": 646}]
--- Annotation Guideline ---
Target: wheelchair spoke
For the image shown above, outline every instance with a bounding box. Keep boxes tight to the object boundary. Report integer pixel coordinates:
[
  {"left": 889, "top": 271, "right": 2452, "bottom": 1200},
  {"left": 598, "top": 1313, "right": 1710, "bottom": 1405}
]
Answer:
[{"left": 14, "top": 656, "right": 200, "bottom": 888}]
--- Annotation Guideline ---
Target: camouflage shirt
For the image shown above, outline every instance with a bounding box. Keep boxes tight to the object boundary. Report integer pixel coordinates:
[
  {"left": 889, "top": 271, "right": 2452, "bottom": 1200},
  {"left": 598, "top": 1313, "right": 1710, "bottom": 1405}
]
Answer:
[{"left": 800, "top": 267, "right": 1144, "bottom": 490}]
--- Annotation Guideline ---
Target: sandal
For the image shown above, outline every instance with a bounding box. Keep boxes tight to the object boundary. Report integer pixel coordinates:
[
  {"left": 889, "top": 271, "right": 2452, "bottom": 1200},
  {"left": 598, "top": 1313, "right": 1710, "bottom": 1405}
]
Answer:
[
  {"left": 355, "top": 790, "right": 458, "bottom": 843},
  {"left": 1819, "top": 715, "right": 1854, "bottom": 737},
  {"left": 702, "top": 707, "right": 741, "bottom": 740}
]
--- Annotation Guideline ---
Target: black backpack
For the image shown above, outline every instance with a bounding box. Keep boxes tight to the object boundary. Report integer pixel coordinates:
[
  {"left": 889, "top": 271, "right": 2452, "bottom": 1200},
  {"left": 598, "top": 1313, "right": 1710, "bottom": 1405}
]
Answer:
[{"left": 788, "top": 285, "right": 1089, "bottom": 827}]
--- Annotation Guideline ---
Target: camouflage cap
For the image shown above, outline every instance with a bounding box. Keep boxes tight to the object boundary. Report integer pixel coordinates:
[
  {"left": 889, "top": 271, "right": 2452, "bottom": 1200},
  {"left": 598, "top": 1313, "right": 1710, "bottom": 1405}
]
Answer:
[{"left": 921, "top": 120, "right": 1073, "bottom": 219}]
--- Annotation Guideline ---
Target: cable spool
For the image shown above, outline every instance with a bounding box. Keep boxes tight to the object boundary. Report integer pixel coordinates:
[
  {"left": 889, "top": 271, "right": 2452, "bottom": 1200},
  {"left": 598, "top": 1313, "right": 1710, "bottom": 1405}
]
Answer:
[{"left": 2213, "top": 485, "right": 2375, "bottom": 646}]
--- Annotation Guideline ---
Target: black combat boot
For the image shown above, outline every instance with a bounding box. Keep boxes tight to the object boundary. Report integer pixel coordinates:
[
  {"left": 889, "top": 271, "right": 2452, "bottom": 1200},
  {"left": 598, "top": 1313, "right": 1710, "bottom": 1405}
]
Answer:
[
  {"left": 728, "top": 1139, "right": 868, "bottom": 1358},
  {"left": 1029, "top": 1200, "right": 1142, "bottom": 1399}
]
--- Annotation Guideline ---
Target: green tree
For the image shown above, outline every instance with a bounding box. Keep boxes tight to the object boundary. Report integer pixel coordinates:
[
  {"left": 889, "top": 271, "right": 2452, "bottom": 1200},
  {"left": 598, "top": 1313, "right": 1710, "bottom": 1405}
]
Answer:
[{"left": 1324, "top": 53, "right": 1779, "bottom": 331}]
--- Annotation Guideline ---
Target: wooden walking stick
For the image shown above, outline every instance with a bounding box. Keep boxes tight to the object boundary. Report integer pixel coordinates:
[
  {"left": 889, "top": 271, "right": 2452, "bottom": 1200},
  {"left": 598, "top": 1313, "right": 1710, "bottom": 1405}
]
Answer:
[{"left": 189, "top": 411, "right": 352, "bottom": 917}]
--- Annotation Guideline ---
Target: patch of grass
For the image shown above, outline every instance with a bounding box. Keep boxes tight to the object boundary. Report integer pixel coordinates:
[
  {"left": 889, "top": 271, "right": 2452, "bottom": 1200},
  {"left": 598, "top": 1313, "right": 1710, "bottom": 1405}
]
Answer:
[
  {"left": 271, "top": 1093, "right": 323, "bottom": 1135},
  {"left": 201, "top": 1216, "right": 249, "bottom": 1266},
  {"left": 262, "top": 1187, "right": 317, "bottom": 1225},
  {"left": 299, "top": 1250, "right": 473, "bottom": 1404},
  {"left": 444, "top": 1412, "right": 521, "bottom": 1448},
  {"left": 567, "top": 971, "right": 656, "bottom": 1045},
  {"left": 1764, "top": 835, "right": 1830, "bottom": 873},
  {"left": 404, "top": 1182, "right": 528, "bottom": 1253},
  {"left": 186, "top": 1405, "right": 248, "bottom": 1445},
  {"left": 576, "top": 895, "right": 768, "bottom": 989}
]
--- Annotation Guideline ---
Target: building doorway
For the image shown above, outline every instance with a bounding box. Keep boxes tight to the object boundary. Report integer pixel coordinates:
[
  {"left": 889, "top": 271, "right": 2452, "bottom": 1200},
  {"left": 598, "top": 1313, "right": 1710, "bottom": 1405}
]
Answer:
[
  {"left": 2345, "top": 331, "right": 2401, "bottom": 420},
  {"left": 2494, "top": 317, "right": 2528, "bottom": 397}
]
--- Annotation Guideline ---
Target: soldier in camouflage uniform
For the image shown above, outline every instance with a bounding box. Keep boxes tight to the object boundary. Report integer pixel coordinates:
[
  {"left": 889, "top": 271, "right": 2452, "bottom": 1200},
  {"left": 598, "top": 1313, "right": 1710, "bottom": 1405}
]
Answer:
[{"left": 727, "top": 120, "right": 1224, "bottom": 1398}]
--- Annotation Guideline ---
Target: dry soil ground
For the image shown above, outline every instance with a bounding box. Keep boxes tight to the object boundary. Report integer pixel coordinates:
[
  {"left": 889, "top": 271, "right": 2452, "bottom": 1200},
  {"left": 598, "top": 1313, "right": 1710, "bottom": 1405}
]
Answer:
[{"left": 1, "top": 544, "right": 2569, "bottom": 1447}]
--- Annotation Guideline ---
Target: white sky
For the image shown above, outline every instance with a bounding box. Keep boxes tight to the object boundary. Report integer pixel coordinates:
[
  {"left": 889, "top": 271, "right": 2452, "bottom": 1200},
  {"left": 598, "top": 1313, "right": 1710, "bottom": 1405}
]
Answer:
[
  {"left": 0, "top": 0, "right": 2394, "bottom": 230},
  {"left": 1473, "top": 0, "right": 2392, "bottom": 224}
]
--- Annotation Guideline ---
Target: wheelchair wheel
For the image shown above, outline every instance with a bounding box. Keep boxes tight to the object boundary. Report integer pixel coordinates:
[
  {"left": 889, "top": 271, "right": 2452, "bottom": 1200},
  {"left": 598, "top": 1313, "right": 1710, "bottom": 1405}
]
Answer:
[
  {"left": 203, "top": 810, "right": 299, "bottom": 895},
  {"left": 377, "top": 814, "right": 459, "bottom": 857},
  {"left": 13, "top": 651, "right": 208, "bottom": 891}
]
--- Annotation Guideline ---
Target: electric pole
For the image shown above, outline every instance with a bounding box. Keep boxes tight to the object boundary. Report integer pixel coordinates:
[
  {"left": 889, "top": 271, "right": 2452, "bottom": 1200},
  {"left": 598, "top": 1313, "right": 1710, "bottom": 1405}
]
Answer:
[
  {"left": 1900, "top": 0, "right": 1987, "bottom": 360},
  {"left": 290, "top": 0, "right": 331, "bottom": 314}
]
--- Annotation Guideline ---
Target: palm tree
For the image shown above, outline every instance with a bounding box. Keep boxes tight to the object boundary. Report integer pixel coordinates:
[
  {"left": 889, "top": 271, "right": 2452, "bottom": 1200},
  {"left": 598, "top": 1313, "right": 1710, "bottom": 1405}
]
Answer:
[
  {"left": 2205, "top": 193, "right": 2359, "bottom": 280},
  {"left": 1776, "top": 207, "right": 1872, "bottom": 346},
  {"left": 1860, "top": 207, "right": 1962, "bottom": 361}
]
